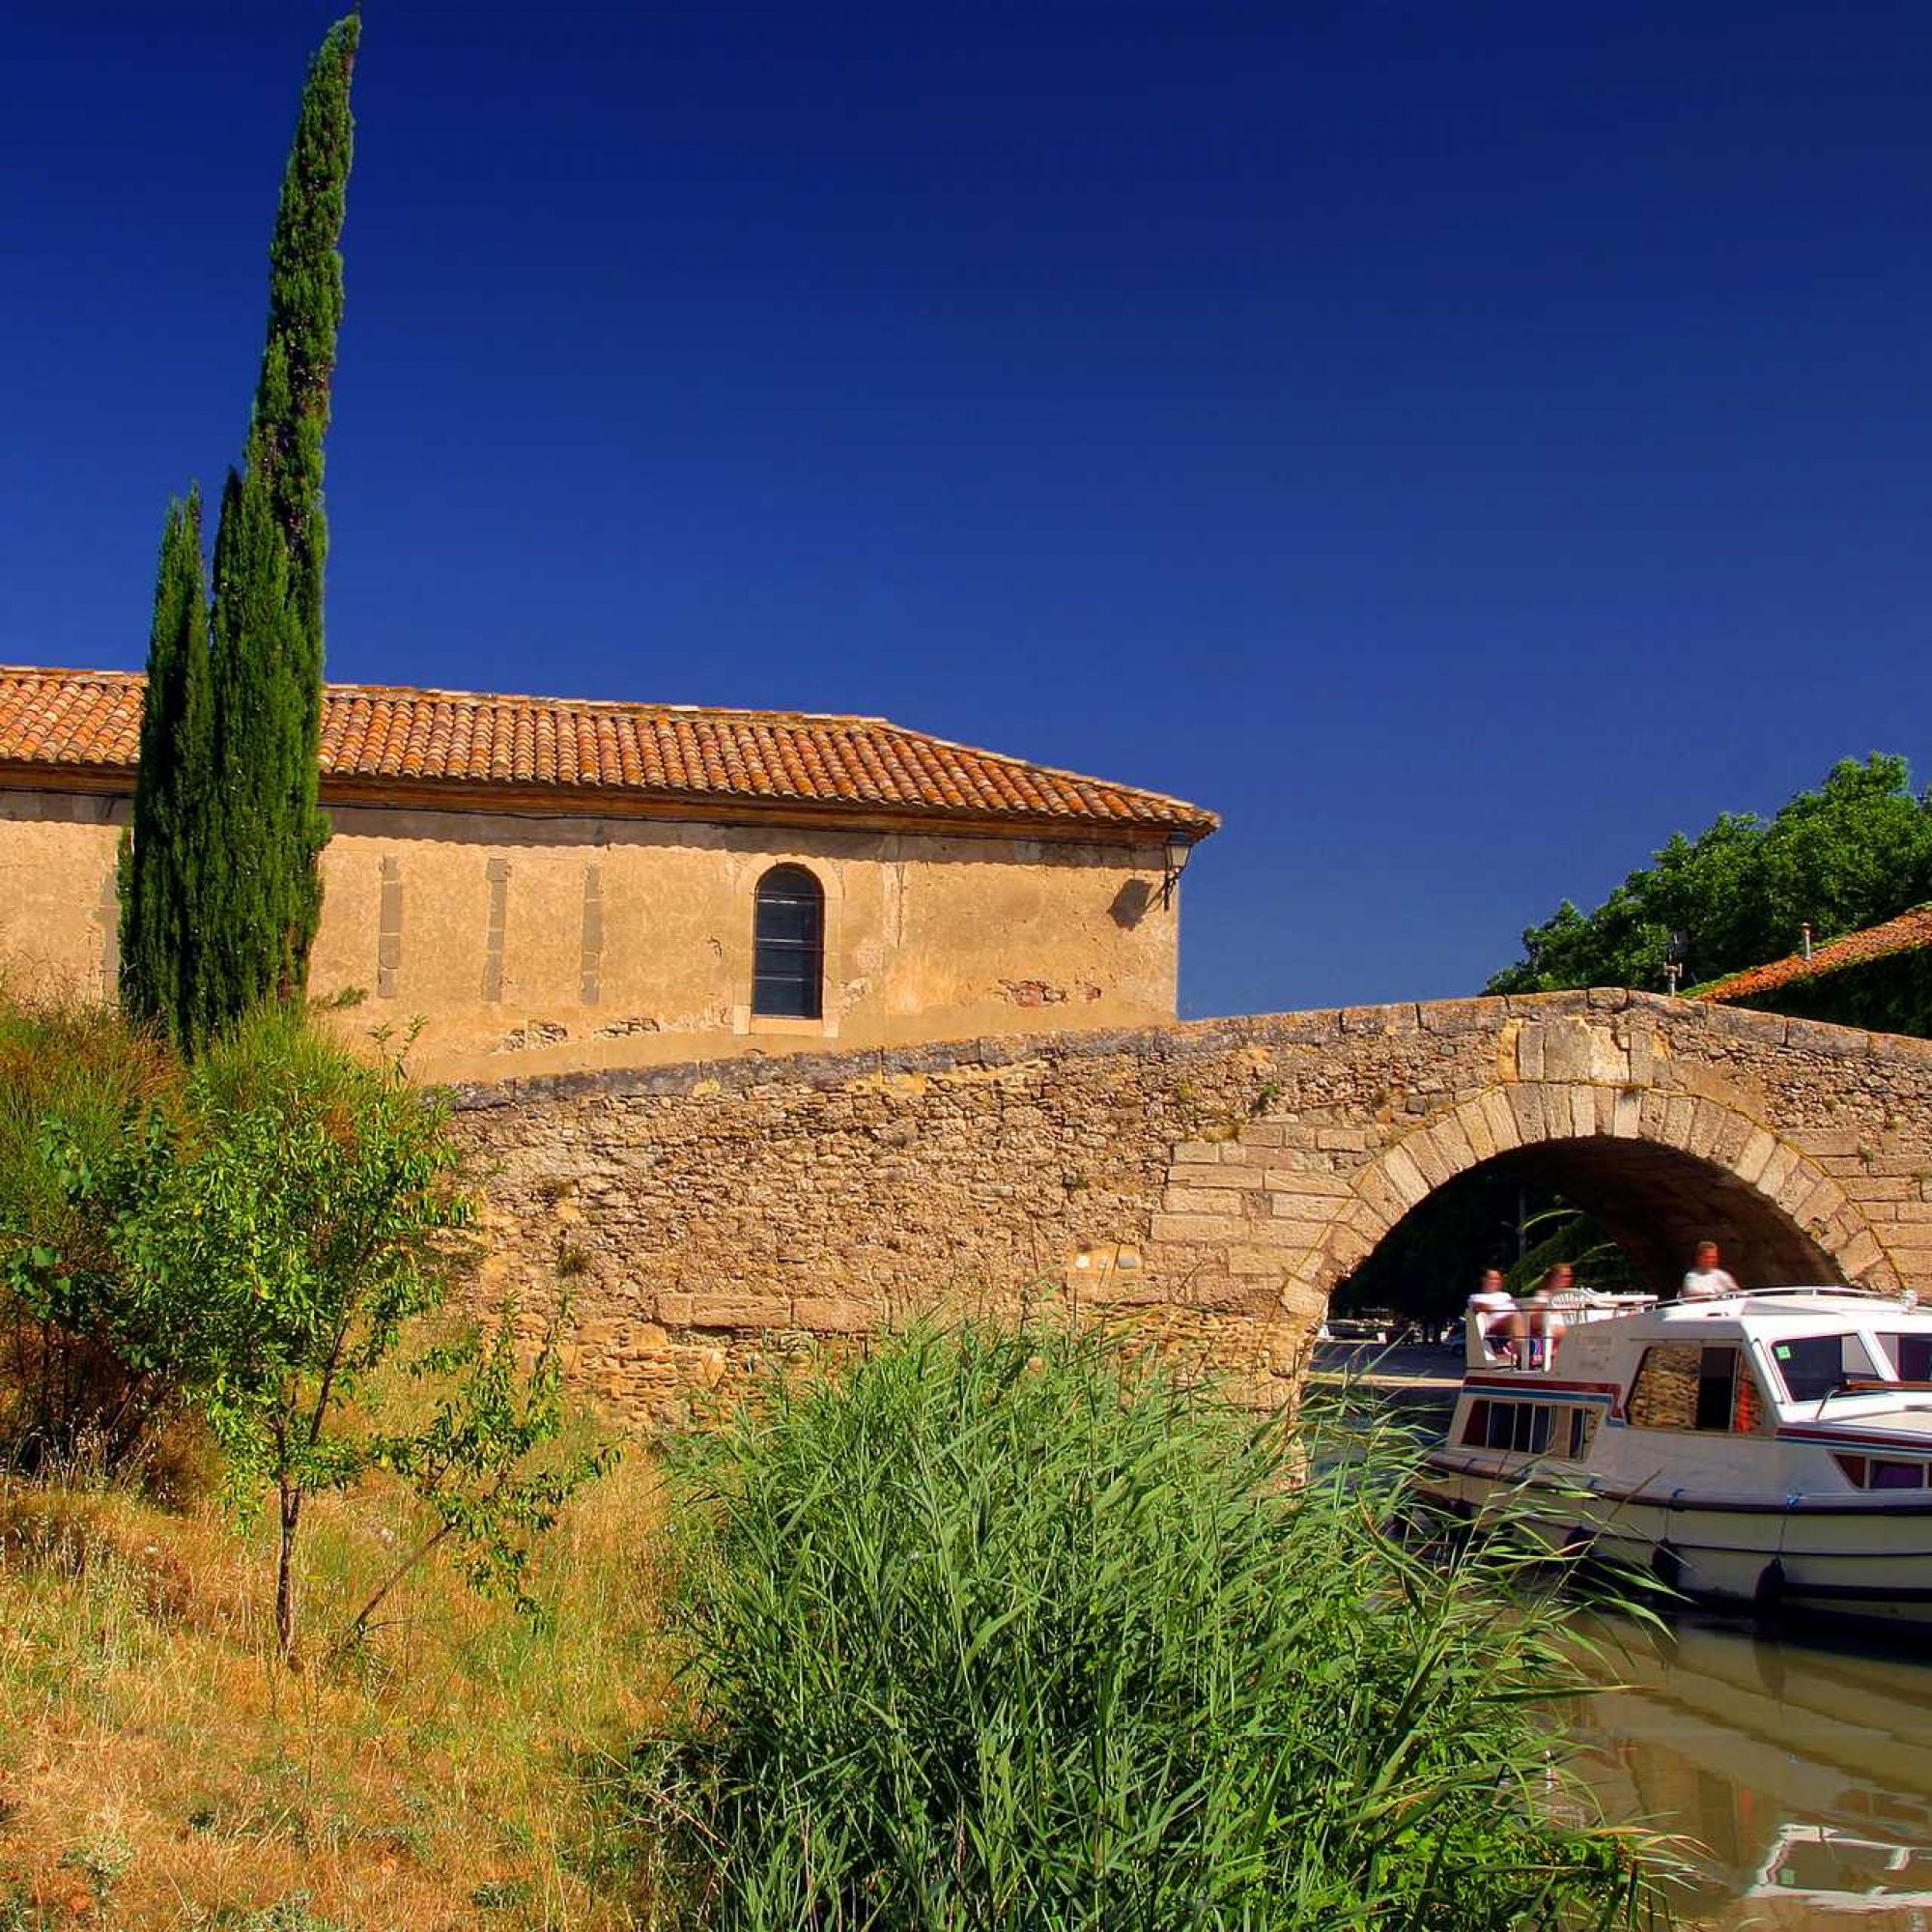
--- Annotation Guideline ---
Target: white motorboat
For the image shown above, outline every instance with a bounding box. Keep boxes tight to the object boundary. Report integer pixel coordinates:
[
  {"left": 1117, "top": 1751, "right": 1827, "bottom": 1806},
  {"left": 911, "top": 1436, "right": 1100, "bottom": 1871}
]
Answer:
[{"left": 1419, "top": 1284, "right": 1932, "bottom": 1628}]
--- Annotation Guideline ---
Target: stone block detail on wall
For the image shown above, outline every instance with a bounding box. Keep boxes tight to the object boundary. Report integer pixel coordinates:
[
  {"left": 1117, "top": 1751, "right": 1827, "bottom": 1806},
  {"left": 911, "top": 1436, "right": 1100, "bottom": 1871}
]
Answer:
[
  {"left": 580, "top": 864, "right": 604, "bottom": 1006},
  {"left": 482, "top": 858, "right": 508, "bottom": 1003},
  {"left": 96, "top": 868, "right": 119, "bottom": 992},
  {"left": 377, "top": 858, "right": 403, "bottom": 999}
]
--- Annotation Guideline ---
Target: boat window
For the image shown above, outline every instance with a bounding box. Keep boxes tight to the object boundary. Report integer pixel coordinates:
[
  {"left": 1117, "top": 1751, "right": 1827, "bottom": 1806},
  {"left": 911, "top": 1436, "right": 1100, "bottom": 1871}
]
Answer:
[
  {"left": 1767, "top": 1331, "right": 1881, "bottom": 1403},
  {"left": 1462, "top": 1400, "right": 1553, "bottom": 1454},
  {"left": 1871, "top": 1460, "right": 1926, "bottom": 1491},
  {"left": 1694, "top": 1349, "right": 1738, "bottom": 1431},
  {"left": 1628, "top": 1344, "right": 1764, "bottom": 1434},
  {"left": 1876, "top": 1332, "right": 1932, "bottom": 1381},
  {"left": 1831, "top": 1452, "right": 1928, "bottom": 1491},
  {"left": 1558, "top": 1406, "right": 1599, "bottom": 1461}
]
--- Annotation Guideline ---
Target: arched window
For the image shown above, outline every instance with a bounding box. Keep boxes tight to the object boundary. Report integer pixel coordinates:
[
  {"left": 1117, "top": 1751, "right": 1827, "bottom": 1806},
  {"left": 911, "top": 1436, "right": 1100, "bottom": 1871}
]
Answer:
[{"left": 753, "top": 865, "right": 825, "bottom": 1019}]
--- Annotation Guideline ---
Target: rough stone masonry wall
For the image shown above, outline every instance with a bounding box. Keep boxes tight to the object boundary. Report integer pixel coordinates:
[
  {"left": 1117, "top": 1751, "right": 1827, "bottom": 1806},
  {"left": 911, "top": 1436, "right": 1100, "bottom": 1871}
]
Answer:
[{"left": 450, "top": 988, "right": 1932, "bottom": 1425}]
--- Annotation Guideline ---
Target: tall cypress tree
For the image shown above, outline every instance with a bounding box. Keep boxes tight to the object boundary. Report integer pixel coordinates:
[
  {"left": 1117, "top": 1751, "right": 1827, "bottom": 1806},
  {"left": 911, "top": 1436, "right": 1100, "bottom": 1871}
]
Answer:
[
  {"left": 121, "top": 15, "right": 358, "bottom": 1048},
  {"left": 259, "top": 14, "right": 357, "bottom": 661},
  {"left": 120, "top": 491, "right": 212, "bottom": 1041},
  {"left": 203, "top": 15, "right": 358, "bottom": 1020}
]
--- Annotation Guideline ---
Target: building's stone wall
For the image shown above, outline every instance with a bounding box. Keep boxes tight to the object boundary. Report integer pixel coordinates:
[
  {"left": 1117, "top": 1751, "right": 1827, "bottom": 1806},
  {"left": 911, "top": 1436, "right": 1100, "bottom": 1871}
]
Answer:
[
  {"left": 451, "top": 988, "right": 1932, "bottom": 1423},
  {"left": 0, "top": 785, "right": 1179, "bottom": 1081}
]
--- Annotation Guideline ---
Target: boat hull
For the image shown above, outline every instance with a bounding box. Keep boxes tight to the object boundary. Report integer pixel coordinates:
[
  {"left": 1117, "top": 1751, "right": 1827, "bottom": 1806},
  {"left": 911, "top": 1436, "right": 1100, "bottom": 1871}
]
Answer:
[{"left": 1419, "top": 1454, "right": 1932, "bottom": 1628}]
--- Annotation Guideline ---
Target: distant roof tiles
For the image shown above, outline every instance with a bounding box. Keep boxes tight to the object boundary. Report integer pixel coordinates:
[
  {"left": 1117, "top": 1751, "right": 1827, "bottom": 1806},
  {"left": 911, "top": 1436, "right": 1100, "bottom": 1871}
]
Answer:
[
  {"left": 1696, "top": 904, "right": 1932, "bottom": 1006},
  {"left": 0, "top": 666, "right": 1217, "bottom": 839}
]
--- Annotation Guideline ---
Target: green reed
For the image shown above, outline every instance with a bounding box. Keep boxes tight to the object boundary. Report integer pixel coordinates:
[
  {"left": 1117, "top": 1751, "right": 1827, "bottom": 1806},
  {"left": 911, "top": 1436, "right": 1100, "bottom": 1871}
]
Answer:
[{"left": 644, "top": 1322, "right": 1662, "bottom": 1930}]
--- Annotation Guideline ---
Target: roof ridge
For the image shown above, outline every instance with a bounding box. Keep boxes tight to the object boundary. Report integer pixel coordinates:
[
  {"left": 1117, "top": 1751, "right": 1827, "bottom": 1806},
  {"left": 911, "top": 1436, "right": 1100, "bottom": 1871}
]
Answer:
[
  {"left": 0, "top": 664, "right": 143, "bottom": 682},
  {"left": 0, "top": 664, "right": 894, "bottom": 728}
]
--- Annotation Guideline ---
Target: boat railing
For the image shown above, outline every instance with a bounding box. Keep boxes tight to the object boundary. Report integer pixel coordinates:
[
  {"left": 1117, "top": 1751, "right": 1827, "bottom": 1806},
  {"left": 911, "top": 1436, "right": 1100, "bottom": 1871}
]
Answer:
[
  {"left": 1816, "top": 1378, "right": 1932, "bottom": 1407},
  {"left": 1721, "top": 1284, "right": 1913, "bottom": 1306},
  {"left": 1463, "top": 1293, "right": 1656, "bottom": 1371}
]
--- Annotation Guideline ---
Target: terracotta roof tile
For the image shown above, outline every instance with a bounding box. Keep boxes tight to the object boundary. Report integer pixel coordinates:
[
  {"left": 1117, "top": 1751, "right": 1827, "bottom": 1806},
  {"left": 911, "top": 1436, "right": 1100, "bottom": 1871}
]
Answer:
[
  {"left": 1696, "top": 904, "right": 1932, "bottom": 1005},
  {"left": 0, "top": 665, "right": 1217, "bottom": 839}
]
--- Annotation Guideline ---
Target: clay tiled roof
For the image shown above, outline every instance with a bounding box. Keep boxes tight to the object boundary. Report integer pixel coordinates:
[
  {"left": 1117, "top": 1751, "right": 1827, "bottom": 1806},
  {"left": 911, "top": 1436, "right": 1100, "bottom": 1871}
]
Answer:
[
  {"left": 1696, "top": 904, "right": 1932, "bottom": 1005},
  {"left": 0, "top": 666, "right": 1217, "bottom": 839}
]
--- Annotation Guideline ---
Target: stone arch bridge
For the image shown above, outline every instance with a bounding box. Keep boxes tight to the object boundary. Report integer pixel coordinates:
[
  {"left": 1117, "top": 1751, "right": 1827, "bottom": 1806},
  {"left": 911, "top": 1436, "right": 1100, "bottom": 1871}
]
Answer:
[{"left": 453, "top": 989, "right": 1932, "bottom": 1415}]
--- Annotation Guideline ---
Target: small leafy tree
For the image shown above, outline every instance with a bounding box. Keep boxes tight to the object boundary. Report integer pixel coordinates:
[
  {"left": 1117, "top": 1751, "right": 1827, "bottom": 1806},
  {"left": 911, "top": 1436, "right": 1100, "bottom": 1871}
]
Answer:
[
  {"left": 29, "top": 1009, "right": 611, "bottom": 1662},
  {"left": 88, "top": 1011, "right": 468, "bottom": 1658}
]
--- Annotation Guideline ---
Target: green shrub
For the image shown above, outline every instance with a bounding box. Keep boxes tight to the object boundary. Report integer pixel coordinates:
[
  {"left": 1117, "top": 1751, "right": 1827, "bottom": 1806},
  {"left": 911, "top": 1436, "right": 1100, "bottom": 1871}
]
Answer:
[
  {"left": 646, "top": 1323, "right": 1655, "bottom": 1931},
  {"left": 0, "top": 991, "right": 182, "bottom": 1470}
]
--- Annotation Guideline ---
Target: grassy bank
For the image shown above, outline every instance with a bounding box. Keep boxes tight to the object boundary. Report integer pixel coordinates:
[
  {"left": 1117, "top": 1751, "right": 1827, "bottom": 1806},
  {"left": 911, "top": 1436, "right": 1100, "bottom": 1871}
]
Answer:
[
  {"left": 0, "top": 1448, "right": 670, "bottom": 1930},
  {"left": 0, "top": 1326, "right": 1662, "bottom": 1930}
]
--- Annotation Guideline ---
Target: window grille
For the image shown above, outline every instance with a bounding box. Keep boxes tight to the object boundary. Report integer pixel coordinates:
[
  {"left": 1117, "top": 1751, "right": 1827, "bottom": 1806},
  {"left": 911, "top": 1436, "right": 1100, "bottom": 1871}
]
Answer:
[{"left": 753, "top": 866, "right": 825, "bottom": 1020}]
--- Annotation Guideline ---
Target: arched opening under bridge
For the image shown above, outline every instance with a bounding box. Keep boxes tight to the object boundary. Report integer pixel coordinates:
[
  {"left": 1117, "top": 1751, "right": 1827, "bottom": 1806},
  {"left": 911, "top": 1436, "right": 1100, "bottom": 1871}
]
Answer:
[
  {"left": 1253, "top": 1073, "right": 1900, "bottom": 1360},
  {"left": 1329, "top": 1136, "right": 1860, "bottom": 1332}
]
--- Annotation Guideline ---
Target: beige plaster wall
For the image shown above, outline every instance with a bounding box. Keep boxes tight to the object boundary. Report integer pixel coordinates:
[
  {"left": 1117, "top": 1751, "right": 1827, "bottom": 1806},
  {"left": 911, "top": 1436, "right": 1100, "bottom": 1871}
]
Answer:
[
  {"left": 0, "top": 789, "right": 127, "bottom": 1000},
  {"left": 0, "top": 786, "right": 1180, "bottom": 1077}
]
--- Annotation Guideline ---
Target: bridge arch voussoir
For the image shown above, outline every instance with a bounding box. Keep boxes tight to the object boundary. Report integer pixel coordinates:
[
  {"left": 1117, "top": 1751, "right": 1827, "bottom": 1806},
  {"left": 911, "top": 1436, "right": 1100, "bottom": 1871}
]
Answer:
[{"left": 1268, "top": 1081, "right": 1896, "bottom": 1357}]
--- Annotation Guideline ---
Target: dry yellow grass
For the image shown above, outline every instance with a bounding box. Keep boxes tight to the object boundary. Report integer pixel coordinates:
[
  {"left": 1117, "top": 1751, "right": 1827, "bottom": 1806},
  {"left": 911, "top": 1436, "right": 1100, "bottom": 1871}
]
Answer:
[{"left": 0, "top": 1445, "right": 676, "bottom": 1930}]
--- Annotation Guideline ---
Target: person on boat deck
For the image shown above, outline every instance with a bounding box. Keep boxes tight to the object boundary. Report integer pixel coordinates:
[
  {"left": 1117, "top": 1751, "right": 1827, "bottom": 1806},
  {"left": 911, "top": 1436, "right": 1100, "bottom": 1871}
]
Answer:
[
  {"left": 1682, "top": 1239, "right": 1743, "bottom": 1301},
  {"left": 1467, "top": 1268, "right": 1517, "bottom": 1361},
  {"left": 1521, "top": 1264, "right": 1573, "bottom": 1367}
]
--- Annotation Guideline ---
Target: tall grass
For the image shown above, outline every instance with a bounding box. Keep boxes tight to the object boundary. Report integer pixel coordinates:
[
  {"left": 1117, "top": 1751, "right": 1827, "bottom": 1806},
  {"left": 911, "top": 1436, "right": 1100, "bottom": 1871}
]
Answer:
[{"left": 649, "top": 1322, "right": 1659, "bottom": 1931}]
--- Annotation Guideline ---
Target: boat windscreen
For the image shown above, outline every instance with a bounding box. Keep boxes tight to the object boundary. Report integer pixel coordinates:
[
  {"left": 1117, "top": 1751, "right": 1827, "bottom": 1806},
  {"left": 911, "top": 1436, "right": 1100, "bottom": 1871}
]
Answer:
[
  {"left": 1767, "top": 1331, "right": 1881, "bottom": 1403},
  {"left": 1876, "top": 1331, "right": 1932, "bottom": 1381}
]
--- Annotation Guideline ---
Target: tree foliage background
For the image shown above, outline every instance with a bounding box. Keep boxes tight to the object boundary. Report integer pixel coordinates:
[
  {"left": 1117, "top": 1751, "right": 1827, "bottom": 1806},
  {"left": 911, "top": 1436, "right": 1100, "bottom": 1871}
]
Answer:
[{"left": 1488, "top": 753, "right": 1932, "bottom": 999}]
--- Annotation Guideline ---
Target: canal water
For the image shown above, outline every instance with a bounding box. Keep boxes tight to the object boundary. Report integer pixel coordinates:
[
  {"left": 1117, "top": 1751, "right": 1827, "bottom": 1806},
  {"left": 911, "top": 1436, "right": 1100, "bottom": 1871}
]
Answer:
[
  {"left": 1321, "top": 1360, "right": 1932, "bottom": 1932},
  {"left": 1565, "top": 1610, "right": 1932, "bottom": 1928},
  {"left": 1314, "top": 1347, "right": 1932, "bottom": 1928}
]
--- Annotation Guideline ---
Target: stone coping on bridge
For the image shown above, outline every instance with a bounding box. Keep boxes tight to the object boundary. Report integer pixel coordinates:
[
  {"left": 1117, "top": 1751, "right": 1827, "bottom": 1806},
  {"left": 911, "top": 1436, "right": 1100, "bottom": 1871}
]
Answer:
[{"left": 445, "top": 984, "right": 1932, "bottom": 1112}]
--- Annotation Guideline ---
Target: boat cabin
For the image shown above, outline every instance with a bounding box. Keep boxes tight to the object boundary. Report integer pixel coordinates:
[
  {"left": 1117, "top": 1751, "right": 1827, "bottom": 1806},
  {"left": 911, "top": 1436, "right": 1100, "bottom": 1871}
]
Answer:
[{"left": 1428, "top": 1288, "right": 1932, "bottom": 1625}]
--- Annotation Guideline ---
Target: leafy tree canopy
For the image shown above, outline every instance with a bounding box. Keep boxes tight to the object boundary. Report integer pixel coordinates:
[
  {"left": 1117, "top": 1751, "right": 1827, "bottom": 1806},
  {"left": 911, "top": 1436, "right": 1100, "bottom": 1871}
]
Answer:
[{"left": 1488, "top": 754, "right": 1932, "bottom": 997}]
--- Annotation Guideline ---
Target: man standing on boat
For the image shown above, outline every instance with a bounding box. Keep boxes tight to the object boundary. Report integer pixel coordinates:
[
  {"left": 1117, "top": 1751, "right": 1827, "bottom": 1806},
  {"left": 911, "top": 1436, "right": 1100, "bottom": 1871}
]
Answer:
[{"left": 1682, "top": 1239, "right": 1743, "bottom": 1300}]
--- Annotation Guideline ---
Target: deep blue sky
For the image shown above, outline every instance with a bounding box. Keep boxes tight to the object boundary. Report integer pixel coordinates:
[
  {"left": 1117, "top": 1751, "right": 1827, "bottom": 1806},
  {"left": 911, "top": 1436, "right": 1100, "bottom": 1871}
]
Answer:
[{"left": 5, "top": 4, "right": 1928, "bottom": 1017}]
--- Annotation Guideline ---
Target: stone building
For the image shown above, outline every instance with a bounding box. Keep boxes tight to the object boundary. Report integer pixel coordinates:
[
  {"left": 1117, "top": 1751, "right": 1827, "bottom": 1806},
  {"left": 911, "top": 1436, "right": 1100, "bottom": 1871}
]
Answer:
[{"left": 0, "top": 665, "right": 1215, "bottom": 1079}]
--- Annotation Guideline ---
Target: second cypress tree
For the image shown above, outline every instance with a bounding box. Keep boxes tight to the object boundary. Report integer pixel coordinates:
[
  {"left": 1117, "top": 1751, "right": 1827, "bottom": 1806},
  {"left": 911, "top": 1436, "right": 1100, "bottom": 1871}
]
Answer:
[{"left": 120, "top": 491, "right": 213, "bottom": 1042}]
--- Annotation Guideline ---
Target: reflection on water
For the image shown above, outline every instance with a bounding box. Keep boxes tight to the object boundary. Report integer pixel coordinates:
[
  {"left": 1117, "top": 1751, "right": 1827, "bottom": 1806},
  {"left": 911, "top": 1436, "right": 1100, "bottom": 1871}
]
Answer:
[{"left": 1566, "top": 1614, "right": 1932, "bottom": 1929}]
